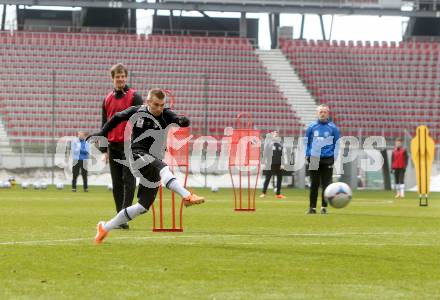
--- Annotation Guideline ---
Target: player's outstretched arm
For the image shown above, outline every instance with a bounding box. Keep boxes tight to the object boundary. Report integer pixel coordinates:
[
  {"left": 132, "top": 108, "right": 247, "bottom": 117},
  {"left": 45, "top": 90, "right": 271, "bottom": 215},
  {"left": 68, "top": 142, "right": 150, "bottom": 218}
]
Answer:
[
  {"left": 86, "top": 132, "right": 104, "bottom": 142},
  {"left": 97, "top": 106, "right": 138, "bottom": 138},
  {"left": 164, "top": 109, "right": 190, "bottom": 127},
  {"left": 86, "top": 106, "right": 138, "bottom": 143}
]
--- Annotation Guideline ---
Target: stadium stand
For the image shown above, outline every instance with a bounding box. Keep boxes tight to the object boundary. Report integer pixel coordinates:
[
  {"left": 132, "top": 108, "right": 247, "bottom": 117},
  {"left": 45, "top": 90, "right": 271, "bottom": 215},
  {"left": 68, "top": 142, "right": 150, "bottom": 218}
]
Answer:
[
  {"left": 279, "top": 38, "right": 440, "bottom": 141},
  {"left": 0, "top": 31, "right": 302, "bottom": 150}
]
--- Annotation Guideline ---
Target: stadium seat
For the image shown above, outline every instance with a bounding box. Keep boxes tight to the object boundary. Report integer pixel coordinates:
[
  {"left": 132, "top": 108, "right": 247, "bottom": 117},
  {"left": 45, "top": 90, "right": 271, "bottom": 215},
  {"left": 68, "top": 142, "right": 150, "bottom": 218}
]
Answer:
[
  {"left": 0, "top": 31, "right": 302, "bottom": 147},
  {"left": 280, "top": 38, "right": 440, "bottom": 140}
]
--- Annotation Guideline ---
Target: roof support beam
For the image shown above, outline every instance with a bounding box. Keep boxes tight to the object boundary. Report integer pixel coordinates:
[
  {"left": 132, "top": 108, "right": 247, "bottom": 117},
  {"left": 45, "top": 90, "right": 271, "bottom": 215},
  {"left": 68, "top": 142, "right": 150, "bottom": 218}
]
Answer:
[{"left": 0, "top": 1, "right": 439, "bottom": 18}]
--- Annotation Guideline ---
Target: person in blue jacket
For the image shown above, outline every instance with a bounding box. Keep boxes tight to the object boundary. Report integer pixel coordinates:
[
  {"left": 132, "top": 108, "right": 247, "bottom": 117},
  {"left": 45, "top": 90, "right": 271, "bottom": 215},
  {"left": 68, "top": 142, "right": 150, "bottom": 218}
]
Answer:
[
  {"left": 71, "top": 131, "right": 90, "bottom": 192},
  {"left": 305, "top": 104, "right": 340, "bottom": 214}
]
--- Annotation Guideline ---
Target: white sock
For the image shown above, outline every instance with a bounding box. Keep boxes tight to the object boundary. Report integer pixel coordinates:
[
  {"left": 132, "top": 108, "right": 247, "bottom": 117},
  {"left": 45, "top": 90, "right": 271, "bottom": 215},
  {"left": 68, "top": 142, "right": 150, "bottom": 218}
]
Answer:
[
  {"left": 168, "top": 180, "right": 191, "bottom": 198},
  {"left": 160, "top": 167, "right": 191, "bottom": 198},
  {"left": 400, "top": 184, "right": 405, "bottom": 196},
  {"left": 104, "top": 203, "right": 147, "bottom": 231}
]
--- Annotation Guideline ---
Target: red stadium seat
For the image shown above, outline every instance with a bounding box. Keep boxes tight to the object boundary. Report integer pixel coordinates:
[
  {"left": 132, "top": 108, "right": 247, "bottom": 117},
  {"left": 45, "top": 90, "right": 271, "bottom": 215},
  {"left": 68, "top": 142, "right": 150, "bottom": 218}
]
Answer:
[
  {"left": 1, "top": 32, "right": 302, "bottom": 141},
  {"left": 279, "top": 38, "right": 440, "bottom": 140}
]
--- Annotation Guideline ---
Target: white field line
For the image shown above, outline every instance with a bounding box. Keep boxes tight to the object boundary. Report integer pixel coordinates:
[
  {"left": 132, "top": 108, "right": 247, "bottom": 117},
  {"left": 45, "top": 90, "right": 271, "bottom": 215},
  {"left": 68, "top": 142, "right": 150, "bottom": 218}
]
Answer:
[
  {"left": 155, "top": 241, "right": 437, "bottom": 247},
  {"left": 0, "top": 232, "right": 437, "bottom": 246},
  {"left": 199, "top": 199, "right": 396, "bottom": 204}
]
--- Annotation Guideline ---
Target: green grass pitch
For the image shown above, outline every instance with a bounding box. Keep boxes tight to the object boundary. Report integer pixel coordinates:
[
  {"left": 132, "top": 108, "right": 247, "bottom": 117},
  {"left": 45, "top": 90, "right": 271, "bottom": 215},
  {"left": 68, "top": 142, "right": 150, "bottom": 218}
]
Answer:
[{"left": 1, "top": 186, "right": 439, "bottom": 299}]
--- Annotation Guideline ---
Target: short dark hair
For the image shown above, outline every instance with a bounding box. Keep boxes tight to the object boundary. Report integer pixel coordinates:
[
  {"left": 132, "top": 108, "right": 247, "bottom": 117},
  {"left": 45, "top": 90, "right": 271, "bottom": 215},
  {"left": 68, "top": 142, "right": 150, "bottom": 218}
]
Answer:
[
  {"left": 148, "top": 88, "right": 165, "bottom": 100},
  {"left": 110, "top": 63, "right": 128, "bottom": 78},
  {"left": 317, "top": 104, "right": 329, "bottom": 111},
  {"left": 395, "top": 137, "right": 402, "bottom": 142}
]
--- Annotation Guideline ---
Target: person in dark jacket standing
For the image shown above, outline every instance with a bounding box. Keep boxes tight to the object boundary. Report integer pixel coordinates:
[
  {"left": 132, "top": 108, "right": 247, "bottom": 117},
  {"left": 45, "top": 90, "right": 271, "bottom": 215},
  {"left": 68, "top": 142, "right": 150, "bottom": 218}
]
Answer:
[
  {"left": 102, "top": 63, "right": 143, "bottom": 229},
  {"left": 71, "top": 131, "right": 90, "bottom": 192},
  {"left": 305, "top": 104, "right": 340, "bottom": 214},
  {"left": 260, "top": 131, "right": 286, "bottom": 199},
  {"left": 391, "top": 137, "right": 409, "bottom": 198}
]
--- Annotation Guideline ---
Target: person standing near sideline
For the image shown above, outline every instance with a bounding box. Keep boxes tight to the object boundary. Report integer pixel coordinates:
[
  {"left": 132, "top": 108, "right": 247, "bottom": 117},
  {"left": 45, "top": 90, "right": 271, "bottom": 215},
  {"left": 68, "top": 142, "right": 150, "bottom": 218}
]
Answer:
[
  {"left": 391, "top": 137, "right": 409, "bottom": 198},
  {"left": 305, "top": 104, "right": 340, "bottom": 214},
  {"left": 71, "top": 131, "right": 90, "bottom": 192},
  {"left": 102, "top": 63, "right": 143, "bottom": 229},
  {"left": 260, "top": 130, "right": 286, "bottom": 199}
]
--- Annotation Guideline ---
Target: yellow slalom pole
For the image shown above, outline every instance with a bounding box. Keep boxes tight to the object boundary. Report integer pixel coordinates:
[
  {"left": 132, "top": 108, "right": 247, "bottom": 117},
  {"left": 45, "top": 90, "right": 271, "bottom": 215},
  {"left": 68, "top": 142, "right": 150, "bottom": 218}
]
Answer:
[{"left": 410, "top": 125, "right": 435, "bottom": 206}]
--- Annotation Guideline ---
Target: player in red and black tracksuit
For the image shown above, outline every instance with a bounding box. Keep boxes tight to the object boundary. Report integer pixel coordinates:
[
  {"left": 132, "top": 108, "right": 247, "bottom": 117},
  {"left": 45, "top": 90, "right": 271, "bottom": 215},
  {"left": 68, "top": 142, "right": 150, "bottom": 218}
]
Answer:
[
  {"left": 90, "top": 89, "right": 204, "bottom": 244},
  {"left": 102, "top": 64, "right": 143, "bottom": 229},
  {"left": 391, "top": 137, "right": 409, "bottom": 198}
]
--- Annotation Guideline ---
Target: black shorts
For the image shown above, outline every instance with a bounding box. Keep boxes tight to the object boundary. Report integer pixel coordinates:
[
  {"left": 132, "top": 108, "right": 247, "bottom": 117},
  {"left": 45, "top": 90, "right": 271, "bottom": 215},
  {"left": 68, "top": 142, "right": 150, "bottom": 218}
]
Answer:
[
  {"left": 394, "top": 168, "right": 405, "bottom": 184},
  {"left": 130, "top": 151, "right": 168, "bottom": 209},
  {"left": 131, "top": 152, "right": 167, "bottom": 174}
]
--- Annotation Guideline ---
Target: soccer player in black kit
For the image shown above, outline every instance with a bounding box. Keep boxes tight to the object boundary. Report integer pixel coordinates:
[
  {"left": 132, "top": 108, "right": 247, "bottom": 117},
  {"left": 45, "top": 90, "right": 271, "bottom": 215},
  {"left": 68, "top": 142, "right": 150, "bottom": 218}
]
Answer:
[
  {"left": 260, "top": 131, "right": 286, "bottom": 199},
  {"left": 89, "top": 89, "right": 205, "bottom": 244}
]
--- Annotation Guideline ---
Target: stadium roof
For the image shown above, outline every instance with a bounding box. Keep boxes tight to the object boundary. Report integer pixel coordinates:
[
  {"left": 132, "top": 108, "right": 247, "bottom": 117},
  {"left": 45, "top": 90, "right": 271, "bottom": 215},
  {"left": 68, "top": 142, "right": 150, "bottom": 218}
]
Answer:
[{"left": 0, "top": 0, "right": 438, "bottom": 17}]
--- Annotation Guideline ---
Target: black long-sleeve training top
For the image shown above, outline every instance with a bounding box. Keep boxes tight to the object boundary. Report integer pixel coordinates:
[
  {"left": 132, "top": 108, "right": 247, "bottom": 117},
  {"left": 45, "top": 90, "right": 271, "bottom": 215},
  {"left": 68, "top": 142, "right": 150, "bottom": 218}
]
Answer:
[{"left": 97, "top": 105, "right": 189, "bottom": 158}]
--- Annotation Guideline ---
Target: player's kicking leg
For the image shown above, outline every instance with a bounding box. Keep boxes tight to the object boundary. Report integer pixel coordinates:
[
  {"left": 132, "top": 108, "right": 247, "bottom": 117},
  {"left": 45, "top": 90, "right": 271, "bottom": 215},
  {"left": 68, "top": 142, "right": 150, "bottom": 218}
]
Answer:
[
  {"left": 158, "top": 165, "right": 205, "bottom": 206},
  {"left": 94, "top": 194, "right": 204, "bottom": 244},
  {"left": 95, "top": 161, "right": 204, "bottom": 244},
  {"left": 134, "top": 153, "right": 205, "bottom": 206}
]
